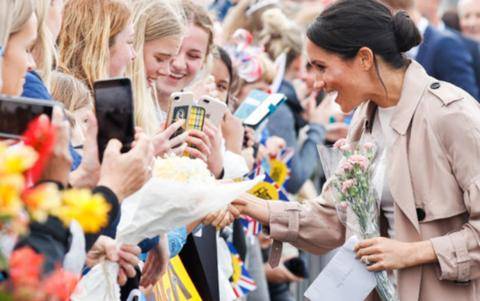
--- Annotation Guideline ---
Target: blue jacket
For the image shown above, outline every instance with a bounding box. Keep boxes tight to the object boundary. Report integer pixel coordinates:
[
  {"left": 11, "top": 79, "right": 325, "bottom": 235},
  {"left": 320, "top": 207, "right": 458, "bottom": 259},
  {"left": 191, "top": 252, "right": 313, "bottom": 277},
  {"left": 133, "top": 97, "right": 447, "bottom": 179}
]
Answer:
[
  {"left": 22, "top": 71, "right": 83, "bottom": 169},
  {"left": 416, "top": 25, "right": 479, "bottom": 100}
]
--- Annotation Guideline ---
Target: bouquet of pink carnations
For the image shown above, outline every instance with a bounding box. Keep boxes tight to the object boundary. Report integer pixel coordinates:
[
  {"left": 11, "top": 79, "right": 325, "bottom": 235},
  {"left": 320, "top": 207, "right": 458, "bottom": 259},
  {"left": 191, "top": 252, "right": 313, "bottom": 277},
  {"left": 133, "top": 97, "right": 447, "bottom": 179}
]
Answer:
[{"left": 318, "top": 139, "right": 398, "bottom": 301}]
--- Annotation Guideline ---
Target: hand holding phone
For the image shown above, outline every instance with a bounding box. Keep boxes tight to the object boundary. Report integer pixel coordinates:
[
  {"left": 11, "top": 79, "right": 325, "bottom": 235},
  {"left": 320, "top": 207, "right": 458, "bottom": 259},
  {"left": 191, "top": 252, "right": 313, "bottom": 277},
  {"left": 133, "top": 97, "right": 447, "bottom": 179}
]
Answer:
[{"left": 0, "top": 95, "right": 60, "bottom": 139}]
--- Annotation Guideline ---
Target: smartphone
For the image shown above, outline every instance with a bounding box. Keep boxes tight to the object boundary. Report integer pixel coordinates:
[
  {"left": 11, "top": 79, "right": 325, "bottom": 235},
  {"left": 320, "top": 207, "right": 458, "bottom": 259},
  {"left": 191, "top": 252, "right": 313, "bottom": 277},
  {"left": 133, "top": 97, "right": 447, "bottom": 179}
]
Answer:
[
  {"left": 93, "top": 78, "right": 135, "bottom": 162},
  {"left": 167, "top": 92, "right": 206, "bottom": 136},
  {"left": 0, "top": 95, "right": 59, "bottom": 139},
  {"left": 199, "top": 96, "right": 228, "bottom": 127},
  {"left": 234, "top": 89, "right": 269, "bottom": 121},
  {"left": 242, "top": 93, "right": 286, "bottom": 129}
]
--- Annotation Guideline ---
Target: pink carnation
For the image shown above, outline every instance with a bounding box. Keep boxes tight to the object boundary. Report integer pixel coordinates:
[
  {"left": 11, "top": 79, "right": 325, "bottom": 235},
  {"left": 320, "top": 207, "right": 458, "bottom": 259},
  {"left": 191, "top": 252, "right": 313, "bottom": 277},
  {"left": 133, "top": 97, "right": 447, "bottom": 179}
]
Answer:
[
  {"left": 340, "top": 161, "right": 354, "bottom": 173},
  {"left": 363, "top": 142, "right": 375, "bottom": 151},
  {"left": 348, "top": 154, "right": 369, "bottom": 171},
  {"left": 341, "top": 179, "right": 356, "bottom": 193}
]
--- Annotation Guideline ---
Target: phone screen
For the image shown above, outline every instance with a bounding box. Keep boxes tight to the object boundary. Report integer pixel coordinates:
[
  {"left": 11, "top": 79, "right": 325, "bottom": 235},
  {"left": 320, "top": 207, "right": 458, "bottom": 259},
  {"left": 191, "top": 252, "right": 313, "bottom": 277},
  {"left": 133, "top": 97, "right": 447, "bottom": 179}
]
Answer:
[
  {"left": 93, "top": 78, "right": 135, "bottom": 161},
  {"left": 0, "top": 96, "right": 55, "bottom": 139}
]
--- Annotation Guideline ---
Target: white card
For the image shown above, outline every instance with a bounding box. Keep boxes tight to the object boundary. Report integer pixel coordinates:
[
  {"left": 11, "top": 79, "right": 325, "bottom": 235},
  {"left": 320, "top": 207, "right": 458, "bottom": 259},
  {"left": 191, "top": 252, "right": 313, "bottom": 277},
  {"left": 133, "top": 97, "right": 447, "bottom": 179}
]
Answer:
[{"left": 304, "top": 236, "right": 377, "bottom": 301}]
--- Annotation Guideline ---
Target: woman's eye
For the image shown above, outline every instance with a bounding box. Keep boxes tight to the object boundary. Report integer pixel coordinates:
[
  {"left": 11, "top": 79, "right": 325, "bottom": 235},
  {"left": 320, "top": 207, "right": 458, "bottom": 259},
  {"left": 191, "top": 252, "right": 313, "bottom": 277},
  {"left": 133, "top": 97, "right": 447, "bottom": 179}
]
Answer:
[{"left": 187, "top": 53, "right": 201, "bottom": 60}]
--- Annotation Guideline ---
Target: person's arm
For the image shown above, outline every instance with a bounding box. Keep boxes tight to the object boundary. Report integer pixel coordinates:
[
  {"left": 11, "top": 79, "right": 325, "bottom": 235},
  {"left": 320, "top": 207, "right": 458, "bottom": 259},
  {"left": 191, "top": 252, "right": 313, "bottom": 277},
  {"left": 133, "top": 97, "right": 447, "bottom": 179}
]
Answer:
[
  {"left": 84, "top": 186, "right": 121, "bottom": 251},
  {"left": 427, "top": 106, "right": 480, "bottom": 282},
  {"left": 236, "top": 191, "right": 345, "bottom": 255}
]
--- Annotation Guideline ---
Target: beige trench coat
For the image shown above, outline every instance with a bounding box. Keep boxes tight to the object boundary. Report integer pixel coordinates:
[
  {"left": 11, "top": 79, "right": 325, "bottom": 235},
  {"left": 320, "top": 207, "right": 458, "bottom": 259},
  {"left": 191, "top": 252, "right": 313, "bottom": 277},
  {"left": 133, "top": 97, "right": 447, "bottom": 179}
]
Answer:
[{"left": 267, "top": 61, "right": 480, "bottom": 300}]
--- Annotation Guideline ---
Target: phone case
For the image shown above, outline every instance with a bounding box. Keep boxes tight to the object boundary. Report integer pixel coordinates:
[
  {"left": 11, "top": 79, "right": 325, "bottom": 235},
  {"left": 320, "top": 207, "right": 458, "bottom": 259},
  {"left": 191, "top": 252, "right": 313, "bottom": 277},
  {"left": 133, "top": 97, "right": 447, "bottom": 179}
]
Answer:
[
  {"left": 243, "top": 93, "right": 286, "bottom": 128},
  {"left": 199, "top": 96, "right": 228, "bottom": 127}
]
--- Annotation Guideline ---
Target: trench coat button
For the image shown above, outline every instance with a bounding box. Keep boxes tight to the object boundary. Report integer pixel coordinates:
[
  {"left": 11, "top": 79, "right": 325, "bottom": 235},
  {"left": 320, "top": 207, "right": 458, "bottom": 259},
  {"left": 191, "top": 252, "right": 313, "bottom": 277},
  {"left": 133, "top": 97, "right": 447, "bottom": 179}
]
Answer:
[
  {"left": 416, "top": 208, "right": 426, "bottom": 221},
  {"left": 430, "top": 82, "right": 441, "bottom": 89}
]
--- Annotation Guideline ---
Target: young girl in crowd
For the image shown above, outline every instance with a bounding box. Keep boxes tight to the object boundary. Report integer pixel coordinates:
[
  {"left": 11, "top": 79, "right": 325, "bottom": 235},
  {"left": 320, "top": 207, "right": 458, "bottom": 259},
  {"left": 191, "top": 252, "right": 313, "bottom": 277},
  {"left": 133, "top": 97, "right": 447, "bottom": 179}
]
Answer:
[{"left": 50, "top": 71, "right": 93, "bottom": 149}]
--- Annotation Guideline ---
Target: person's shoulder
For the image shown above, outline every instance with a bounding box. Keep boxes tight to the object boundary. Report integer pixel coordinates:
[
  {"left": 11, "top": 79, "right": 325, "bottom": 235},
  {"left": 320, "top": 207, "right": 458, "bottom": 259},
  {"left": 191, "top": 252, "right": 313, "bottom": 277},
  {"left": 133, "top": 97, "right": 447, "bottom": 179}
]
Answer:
[
  {"left": 22, "top": 70, "right": 52, "bottom": 100},
  {"left": 420, "top": 80, "right": 480, "bottom": 134}
]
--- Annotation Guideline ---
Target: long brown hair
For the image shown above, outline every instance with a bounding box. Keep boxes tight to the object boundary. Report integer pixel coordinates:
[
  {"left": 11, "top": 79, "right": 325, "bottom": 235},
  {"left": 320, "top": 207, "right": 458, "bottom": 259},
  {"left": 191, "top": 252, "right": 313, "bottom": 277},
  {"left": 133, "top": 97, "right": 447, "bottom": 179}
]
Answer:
[{"left": 58, "top": 0, "right": 131, "bottom": 90}]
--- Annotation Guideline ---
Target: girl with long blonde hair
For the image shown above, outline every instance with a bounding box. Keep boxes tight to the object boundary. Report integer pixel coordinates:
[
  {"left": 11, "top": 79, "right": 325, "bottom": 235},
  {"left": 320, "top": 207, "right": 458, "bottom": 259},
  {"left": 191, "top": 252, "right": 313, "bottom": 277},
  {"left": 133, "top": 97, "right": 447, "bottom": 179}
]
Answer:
[
  {"left": 58, "top": 0, "right": 134, "bottom": 90},
  {"left": 127, "top": 0, "right": 186, "bottom": 134}
]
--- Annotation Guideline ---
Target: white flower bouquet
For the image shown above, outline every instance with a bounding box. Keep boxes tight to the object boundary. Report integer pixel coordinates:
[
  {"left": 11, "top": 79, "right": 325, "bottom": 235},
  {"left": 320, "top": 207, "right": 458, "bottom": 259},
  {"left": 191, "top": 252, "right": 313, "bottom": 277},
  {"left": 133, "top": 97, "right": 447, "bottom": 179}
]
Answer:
[{"left": 72, "top": 156, "right": 261, "bottom": 301}]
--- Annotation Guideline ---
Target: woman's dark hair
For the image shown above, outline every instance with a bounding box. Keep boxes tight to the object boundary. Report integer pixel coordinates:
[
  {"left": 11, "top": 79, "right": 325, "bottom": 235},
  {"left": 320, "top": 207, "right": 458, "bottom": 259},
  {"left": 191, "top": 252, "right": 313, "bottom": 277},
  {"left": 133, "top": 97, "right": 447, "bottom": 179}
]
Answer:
[
  {"left": 215, "top": 46, "right": 237, "bottom": 105},
  {"left": 306, "top": 0, "right": 422, "bottom": 69}
]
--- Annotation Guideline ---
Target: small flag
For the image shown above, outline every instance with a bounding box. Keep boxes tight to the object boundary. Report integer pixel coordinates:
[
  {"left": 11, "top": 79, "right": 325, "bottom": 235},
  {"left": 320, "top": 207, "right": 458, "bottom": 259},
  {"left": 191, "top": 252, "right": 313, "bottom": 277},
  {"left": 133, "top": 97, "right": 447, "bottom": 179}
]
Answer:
[{"left": 227, "top": 242, "right": 257, "bottom": 298}]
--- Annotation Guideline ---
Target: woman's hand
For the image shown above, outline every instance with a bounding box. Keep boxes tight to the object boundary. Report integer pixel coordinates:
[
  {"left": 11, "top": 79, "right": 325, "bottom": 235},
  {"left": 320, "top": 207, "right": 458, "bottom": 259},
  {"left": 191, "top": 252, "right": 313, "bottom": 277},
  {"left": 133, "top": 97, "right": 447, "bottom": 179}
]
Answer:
[
  {"left": 86, "top": 236, "right": 141, "bottom": 286},
  {"left": 97, "top": 134, "right": 154, "bottom": 202},
  {"left": 221, "top": 111, "right": 244, "bottom": 154},
  {"left": 186, "top": 120, "right": 224, "bottom": 178},
  {"left": 354, "top": 237, "right": 437, "bottom": 272},
  {"left": 149, "top": 120, "right": 188, "bottom": 157},
  {"left": 140, "top": 234, "right": 170, "bottom": 291},
  {"left": 202, "top": 205, "right": 240, "bottom": 229}
]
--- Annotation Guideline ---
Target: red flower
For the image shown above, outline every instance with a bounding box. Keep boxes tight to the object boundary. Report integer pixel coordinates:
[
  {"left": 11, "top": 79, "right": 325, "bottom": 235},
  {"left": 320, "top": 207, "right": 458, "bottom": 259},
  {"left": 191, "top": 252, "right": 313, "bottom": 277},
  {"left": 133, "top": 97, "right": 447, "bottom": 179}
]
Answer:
[
  {"left": 9, "top": 247, "right": 44, "bottom": 288},
  {"left": 42, "top": 268, "right": 79, "bottom": 301},
  {"left": 22, "top": 116, "right": 57, "bottom": 184}
]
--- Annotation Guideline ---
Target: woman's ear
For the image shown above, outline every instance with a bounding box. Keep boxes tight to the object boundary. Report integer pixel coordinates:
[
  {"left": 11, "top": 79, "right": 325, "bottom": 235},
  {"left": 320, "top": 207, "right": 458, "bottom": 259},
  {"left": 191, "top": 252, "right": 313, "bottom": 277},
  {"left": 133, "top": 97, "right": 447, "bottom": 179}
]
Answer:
[{"left": 357, "top": 47, "right": 374, "bottom": 71}]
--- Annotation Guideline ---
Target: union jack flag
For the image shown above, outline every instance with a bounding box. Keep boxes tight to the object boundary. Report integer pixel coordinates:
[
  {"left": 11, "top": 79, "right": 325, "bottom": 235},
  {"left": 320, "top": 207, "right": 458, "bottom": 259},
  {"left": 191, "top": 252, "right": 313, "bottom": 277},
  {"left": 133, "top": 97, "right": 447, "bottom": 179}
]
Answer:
[
  {"left": 239, "top": 215, "right": 262, "bottom": 236},
  {"left": 227, "top": 242, "right": 257, "bottom": 298}
]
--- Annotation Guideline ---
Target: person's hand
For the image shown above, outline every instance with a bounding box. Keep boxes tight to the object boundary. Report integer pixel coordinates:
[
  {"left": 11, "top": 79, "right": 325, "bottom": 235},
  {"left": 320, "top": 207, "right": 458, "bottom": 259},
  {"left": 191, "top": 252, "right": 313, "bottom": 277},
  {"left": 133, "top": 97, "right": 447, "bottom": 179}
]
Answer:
[
  {"left": 202, "top": 205, "right": 240, "bottom": 228},
  {"left": 86, "top": 236, "right": 141, "bottom": 286},
  {"left": 265, "top": 136, "right": 286, "bottom": 157},
  {"left": 86, "top": 235, "right": 118, "bottom": 268},
  {"left": 325, "top": 122, "right": 349, "bottom": 142},
  {"left": 97, "top": 134, "right": 154, "bottom": 202},
  {"left": 69, "top": 112, "right": 100, "bottom": 188},
  {"left": 265, "top": 262, "right": 303, "bottom": 283},
  {"left": 117, "top": 244, "right": 142, "bottom": 286},
  {"left": 204, "top": 120, "right": 224, "bottom": 178},
  {"left": 354, "top": 237, "right": 435, "bottom": 272},
  {"left": 140, "top": 234, "right": 170, "bottom": 291},
  {"left": 40, "top": 107, "right": 72, "bottom": 186},
  {"left": 188, "top": 75, "right": 219, "bottom": 99},
  {"left": 221, "top": 111, "right": 244, "bottom": 154},
  {"left": 149, "top": 120, "right": 188, "bottom": 157},
  {"left": 303, "top": 92, "right": 341, "bottom": 126},
  {"left": 185, "top": 120, "right": 224, "bottom": 178}
]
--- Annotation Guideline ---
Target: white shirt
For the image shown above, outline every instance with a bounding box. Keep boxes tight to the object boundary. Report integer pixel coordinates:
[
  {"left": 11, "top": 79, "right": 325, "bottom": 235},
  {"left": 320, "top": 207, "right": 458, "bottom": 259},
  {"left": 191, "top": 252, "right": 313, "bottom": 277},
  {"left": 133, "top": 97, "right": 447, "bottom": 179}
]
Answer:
[{"left": 373, "top": 106, "right": 397, "bottom": 238}]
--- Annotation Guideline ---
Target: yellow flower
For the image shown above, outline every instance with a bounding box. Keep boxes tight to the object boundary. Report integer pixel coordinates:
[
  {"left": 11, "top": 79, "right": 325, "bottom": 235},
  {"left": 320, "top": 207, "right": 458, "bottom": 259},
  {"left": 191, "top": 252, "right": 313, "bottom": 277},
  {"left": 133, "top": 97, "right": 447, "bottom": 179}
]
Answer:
[
  {"left": 55, "top": 189, "right": 111, "bottom": 233},
  {"left": 0, "top": 145, "right": 38, "bottom": 175},
  {"left": 22, "top": 183, "right": 62, "bottom": 223},
  {"left": 0, "top": 174, "right": 25, "bottom": 220}
]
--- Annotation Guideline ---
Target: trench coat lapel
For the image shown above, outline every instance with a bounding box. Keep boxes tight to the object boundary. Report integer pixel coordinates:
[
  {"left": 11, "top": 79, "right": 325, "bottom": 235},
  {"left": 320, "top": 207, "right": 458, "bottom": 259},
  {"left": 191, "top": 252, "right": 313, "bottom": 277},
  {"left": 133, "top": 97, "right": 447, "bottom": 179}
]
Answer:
[{"left": 388, "top": 61, "right": 430, "bottom": 234}]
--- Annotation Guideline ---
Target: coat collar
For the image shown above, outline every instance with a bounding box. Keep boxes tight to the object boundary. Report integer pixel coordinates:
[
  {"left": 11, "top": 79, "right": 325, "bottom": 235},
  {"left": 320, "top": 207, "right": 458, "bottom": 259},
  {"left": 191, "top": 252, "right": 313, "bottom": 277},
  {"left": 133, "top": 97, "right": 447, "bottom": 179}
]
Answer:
[{"left": 389, "top": 60, "right": 430, "bottom": 135}]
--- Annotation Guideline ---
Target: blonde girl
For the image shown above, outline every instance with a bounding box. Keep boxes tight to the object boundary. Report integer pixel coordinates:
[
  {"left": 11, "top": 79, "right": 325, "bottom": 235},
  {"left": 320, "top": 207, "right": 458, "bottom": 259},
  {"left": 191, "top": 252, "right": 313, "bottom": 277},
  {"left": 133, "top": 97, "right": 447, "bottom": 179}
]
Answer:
[
  {"left": 127, "top": 0, "right": 186, "bottom": 134},
  {"left": 154, "top": 0, "right": 216, "bottom": 112},
  {"left": 50, "top": 71, "right": 93, "bottom": 148},
  {"left": 58, "top": 0, "right": 135, "bottom": 90}
]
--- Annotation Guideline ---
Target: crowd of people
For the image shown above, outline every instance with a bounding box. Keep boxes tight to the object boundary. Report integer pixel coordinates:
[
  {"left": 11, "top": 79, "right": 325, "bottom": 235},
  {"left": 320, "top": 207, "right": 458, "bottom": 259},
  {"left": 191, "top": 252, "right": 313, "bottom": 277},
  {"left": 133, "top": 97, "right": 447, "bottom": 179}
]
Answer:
[{"left": 0, "top": 0, "right": 479, "bottom": 300}]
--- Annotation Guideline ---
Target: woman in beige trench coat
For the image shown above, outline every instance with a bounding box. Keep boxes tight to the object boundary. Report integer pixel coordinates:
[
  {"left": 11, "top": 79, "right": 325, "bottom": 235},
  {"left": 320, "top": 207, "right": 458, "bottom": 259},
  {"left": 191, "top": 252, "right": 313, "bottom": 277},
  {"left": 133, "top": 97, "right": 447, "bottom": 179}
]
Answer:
[{"left": 233, "top": 0, "right": 480, "bottom": 300}]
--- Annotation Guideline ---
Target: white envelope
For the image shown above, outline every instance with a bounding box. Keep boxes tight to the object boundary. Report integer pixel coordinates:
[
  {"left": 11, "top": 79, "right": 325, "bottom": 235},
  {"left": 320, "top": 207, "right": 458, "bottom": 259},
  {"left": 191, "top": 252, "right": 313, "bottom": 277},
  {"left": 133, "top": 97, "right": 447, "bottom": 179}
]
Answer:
[{"left": 305, "top": 236, "right": 377, "bottom": 301}]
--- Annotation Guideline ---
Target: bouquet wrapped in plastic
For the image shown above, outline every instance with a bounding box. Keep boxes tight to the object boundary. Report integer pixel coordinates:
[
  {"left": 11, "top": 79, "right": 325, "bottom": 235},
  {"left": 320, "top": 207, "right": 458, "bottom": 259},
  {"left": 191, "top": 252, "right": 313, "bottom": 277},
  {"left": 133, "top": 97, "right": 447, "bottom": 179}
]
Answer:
[
  {"left": 318, "top": 140, "right": 398, "bottom": 301},
  {"left": 72, "top": 156, "right": 261, "bottom": 301}
]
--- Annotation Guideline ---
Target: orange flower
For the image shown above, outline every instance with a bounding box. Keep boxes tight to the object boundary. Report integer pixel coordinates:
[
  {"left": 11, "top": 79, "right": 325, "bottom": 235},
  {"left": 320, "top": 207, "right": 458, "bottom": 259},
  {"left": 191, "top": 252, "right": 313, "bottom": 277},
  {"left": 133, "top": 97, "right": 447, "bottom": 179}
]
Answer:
[
  {"left": 42, "top": 268, "right": 79, "bottom": 301},
  {"left": 22, "top": 183, "right": 61, "bottom": 222},
  {"left": 9, "top": 247, "right": 44, "bottom": 288}
]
